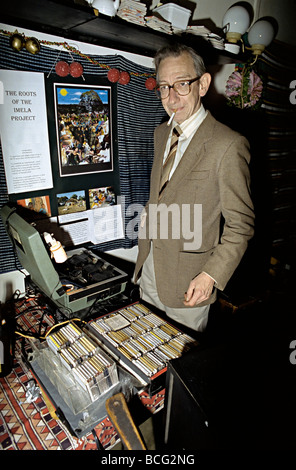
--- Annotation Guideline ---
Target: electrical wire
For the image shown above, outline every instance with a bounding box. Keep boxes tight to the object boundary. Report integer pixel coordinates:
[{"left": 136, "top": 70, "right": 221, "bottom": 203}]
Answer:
[
  {"left": 15, "top": 330, "right": 40, "bottom": 340},
  {"left": 92, "top": 428, "right": 104, "bottom": 450},
  {"left": 11, "top": 285, "right": 86, "bottom": 340},
  {"left": 14, "top": 317, "right": 87, "bottom": 341},
  {"left": 43, "top": 317, "right": 87, "bottom": 339}
]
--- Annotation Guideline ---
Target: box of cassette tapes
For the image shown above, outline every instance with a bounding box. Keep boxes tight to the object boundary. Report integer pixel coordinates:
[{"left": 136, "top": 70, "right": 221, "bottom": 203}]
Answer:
[
  {"left": 33, "top": 321, "right": 119, "bottom": 414},
  {"left": 86, "top": 302, "right": 199, "bottom": 396}
]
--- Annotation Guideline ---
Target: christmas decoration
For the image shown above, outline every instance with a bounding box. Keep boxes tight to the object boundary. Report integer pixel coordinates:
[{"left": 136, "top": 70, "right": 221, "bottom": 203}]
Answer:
[
  {"left": 25, "top": 37, "right": 40, "bottom": 54},
  {"left": 10, "top": 31, "right": 25, "bottom": 52},
  {"left": 119, "top": 71, "right": 130, "bottom": 85},
  {"left": 2, "top": 29, "right": 158, "bottom": 91},
  {"left": 145, "top": 77, "right": 157, "bottom": 90},
  {"left": 225, "top": 63, "right": 263, "bottom": 109},
  {"left": 107, "top": 68, "right": 120, "bottom": 83},
  {"left": 70, "top": 61, "right": 84, "bottom": 78},
  {"left": 55, "top": 60, "right": 70, "bottom": 77}
]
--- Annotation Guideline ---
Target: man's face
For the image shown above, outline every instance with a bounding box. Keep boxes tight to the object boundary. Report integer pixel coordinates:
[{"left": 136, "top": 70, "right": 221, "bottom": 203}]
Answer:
[{"left": 157, "top": 52, "right": 208, "bottom": 124}]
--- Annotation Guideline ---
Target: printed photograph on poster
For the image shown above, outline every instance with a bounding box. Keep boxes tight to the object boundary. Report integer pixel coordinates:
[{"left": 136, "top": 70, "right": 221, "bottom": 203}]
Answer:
[
  {"left": 17, "top": 196, "right": 51, "bottom": 217},
  {"left": 54, "top": 83, "right": 113, "bottom": 177},
  {"left": 57, "top": 190, "right": 87, "bottom": 224},
  {"left": 89, "top": 186, "right": 116, "bottom": 209}
]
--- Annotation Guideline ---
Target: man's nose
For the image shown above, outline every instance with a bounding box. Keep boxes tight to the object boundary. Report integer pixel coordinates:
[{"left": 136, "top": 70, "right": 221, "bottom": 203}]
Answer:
[{"left": 167, "top": 86, "right": 179, "bottom": 101}]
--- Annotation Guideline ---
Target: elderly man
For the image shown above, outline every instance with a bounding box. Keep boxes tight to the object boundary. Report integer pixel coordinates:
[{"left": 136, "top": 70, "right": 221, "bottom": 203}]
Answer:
[{"left": 134, "top": 44, "right": 255, "bottom": 332}]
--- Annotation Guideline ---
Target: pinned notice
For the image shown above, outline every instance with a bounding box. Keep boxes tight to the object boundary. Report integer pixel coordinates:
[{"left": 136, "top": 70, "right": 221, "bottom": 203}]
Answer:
[{"left": 0, "top": 70, "right": 53, "bottom": 194}]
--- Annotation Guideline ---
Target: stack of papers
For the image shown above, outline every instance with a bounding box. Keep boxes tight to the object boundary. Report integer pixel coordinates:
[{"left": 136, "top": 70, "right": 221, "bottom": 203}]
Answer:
[
  {"left": 116, "top": 4, "right": 224, "bottom": 46},
  {"left": 186, "top": 25, "right": 211, "bottom": 37},
  {"left": 145, "top": 15, "right": 173, "bottom": 34},
  {"left": 207, "top": 33, "right": 225, "bottom": 50},
  {"left": 185, "top": 25, "right": 224, "bottom": 50},
  {"left": 117, "top": 0, "right": 147, "bottom": 26}
]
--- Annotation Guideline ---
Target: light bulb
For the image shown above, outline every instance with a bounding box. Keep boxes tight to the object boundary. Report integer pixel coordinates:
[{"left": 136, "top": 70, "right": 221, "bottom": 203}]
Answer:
[
  {"left": 248, "top": 19, "right": 274, "bottom": 55},
  {"left": 222, "top": 5, "right": 250, "bottom": 43}
]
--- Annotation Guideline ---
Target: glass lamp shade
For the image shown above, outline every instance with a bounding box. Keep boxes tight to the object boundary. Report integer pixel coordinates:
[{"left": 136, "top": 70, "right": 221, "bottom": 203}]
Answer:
[
  {"left": 248, "top": 20, "right": 274, "bottom": 54},
  {"left": 222, "top": 5, "right": 250, "bottom": 43}
]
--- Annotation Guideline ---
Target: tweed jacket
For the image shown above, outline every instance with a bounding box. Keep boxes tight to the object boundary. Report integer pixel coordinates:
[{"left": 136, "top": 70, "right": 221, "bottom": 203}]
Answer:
[{"left": 134, "top": 111, "right": 255, "bottom": 308}]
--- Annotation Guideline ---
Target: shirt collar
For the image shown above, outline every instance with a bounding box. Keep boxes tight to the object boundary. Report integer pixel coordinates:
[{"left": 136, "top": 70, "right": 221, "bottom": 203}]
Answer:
[{"left": 173, "top": 104, "right": 207, "bottom": 139}]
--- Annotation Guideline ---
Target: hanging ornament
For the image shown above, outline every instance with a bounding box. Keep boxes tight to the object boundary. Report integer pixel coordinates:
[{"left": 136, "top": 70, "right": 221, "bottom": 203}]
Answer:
[
  {"left": 107, "top": 68, "right": 120, "bottom": 83},
  {"left": 119, "top": 71, "right": 130, "bottom": 85},
  {"left": 4, "top": 31, "right": 160, "bottom": 90},
  {"left": 55, "top": 60, "right": 70, "bottom": 77},
  {"left": 70, "top": 61, "right": 84, "bottom": 78},
  {"left": 145, "top": 77, "right": 157, "bottom": 90},
  {"left": 25, "top": 37, "right": 40, "bottom": 54},
  {"left": 10, "top": 31, "right": 25, "bottom": 52}
]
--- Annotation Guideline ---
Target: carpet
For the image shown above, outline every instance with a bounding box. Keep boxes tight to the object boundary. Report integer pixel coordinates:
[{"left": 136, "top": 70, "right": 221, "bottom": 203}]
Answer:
[{"left": 0, "top": 297, "right": 165, "bottom": 450}]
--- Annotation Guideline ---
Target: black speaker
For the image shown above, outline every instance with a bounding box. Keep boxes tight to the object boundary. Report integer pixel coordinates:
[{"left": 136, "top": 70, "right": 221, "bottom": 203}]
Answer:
[{"left": 163, "top": 344, "right": 257, "bottom": 450}]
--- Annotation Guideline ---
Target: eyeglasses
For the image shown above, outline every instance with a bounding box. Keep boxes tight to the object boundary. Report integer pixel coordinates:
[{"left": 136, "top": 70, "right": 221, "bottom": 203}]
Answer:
[{"left": 156, "top": 77, "right": 200, "bottom": 100}]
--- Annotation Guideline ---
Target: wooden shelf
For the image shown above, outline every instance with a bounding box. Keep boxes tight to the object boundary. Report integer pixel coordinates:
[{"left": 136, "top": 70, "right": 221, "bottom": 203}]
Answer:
[{"left": 1, "top": 0, "right": 243, "bottom": 63}]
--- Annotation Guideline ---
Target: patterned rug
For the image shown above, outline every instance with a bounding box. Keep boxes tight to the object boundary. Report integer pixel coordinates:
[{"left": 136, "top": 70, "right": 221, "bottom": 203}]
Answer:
[{"left": 0, "top": 297, "right": 165, "bottom": 450}]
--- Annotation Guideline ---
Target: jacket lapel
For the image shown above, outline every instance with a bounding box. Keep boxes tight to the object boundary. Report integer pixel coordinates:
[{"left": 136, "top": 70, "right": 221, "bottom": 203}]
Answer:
[
  {"left": 158, "top": 112, "right": 216, "bottom": 200},
  {"left": 151, "top": 124, "right": 171, "bottom": 202}
]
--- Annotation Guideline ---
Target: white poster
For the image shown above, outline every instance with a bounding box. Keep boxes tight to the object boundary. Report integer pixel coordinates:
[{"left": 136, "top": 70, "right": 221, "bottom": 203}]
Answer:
[
  {"left": 0, "top": 70, "right": 53, "bottom": 194},
  {"left": 89, "top": 205, "right": 124, "bottom": 245},
  {"left": 49, "top": 206, "right": 124, "bottom": 247}
]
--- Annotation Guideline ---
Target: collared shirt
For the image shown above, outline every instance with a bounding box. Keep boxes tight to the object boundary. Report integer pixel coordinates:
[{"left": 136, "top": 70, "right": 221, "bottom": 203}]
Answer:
[{"left": 163, "top": 104, "right": 208, "bottom": 178}]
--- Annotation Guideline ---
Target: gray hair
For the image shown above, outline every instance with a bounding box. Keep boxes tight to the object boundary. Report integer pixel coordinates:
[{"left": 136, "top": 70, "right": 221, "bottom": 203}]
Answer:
[{"left": 154, "top": 44, "right": 206, "bottom": 82}]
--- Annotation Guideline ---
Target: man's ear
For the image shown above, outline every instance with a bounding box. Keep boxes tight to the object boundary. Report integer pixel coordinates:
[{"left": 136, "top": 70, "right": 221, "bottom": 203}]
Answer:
[{"left": 199, "top": 73, "right": 211, "bottom": 97}]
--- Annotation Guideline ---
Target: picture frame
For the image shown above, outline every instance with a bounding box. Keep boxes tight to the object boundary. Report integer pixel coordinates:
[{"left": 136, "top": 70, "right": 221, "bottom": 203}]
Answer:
[{"left": 53, "top": 83, "right": 114, "bottom": 177}]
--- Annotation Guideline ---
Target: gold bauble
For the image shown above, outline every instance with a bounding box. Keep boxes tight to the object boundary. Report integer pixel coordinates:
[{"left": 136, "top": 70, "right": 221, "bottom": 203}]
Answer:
[
  {"left": 10, "top": 33, "right": 25, "bottom": 52},
  {"left": 25, "top": 37, "right": 41, "bottom": 55}
]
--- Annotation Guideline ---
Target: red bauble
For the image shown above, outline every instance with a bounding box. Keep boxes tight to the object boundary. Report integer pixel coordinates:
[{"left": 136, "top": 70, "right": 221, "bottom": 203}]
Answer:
[
  {"left": 107, "top": 68, "right": 120, "bottom": 83},
  {"left": 70, "top": 61, "right": 84, "bottom": 78},
  {"left": 119, "top": 71, "right": 130, "bottom": 85},
  {"left": 145, "top": 77, "right": 157, "bottom": 90},
  {"left": 55, "top": 61, "right": 70, "bottom": 77}
]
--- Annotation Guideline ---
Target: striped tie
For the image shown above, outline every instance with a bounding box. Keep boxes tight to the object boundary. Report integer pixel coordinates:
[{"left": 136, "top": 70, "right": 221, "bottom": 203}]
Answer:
[{"left": 159, "top": 125, "right": 182, "bottom": 198}]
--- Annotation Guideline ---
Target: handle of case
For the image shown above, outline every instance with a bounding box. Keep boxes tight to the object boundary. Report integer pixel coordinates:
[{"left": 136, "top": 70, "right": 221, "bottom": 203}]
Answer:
[{"left": 105, "top": 392, "right": 146, "bottom": 450}]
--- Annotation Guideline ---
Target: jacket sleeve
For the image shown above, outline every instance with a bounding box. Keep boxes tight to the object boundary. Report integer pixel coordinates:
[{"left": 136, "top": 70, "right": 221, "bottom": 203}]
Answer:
[{"left": 202, "top": 134, "right": 255, "bottom": 291}]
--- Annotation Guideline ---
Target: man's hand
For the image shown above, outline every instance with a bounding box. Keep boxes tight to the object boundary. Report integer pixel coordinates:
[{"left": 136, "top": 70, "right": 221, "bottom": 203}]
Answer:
[{"left": 183, "top": 272, "right": 215, "bottom": 307}]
